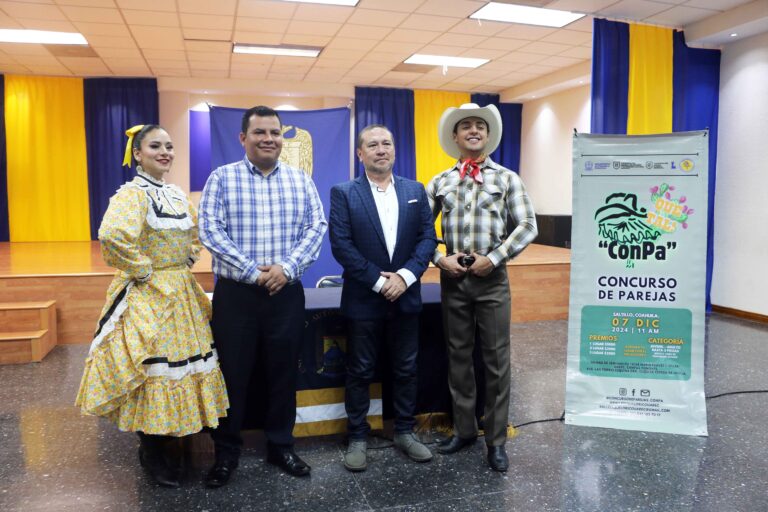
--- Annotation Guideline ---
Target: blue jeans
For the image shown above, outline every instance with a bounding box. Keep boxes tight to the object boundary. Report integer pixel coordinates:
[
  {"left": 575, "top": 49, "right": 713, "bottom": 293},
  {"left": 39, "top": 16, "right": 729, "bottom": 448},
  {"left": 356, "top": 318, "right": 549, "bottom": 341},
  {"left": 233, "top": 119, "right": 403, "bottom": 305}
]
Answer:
[{"left": 345, "top": 313, "right": 419, "bottom": 440}]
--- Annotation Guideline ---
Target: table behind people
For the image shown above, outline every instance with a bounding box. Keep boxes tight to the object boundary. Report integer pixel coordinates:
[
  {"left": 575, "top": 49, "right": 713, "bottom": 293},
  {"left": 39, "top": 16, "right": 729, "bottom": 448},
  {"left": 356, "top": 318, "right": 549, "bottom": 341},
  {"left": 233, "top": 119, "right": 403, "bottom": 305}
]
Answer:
[{"left": 240, "top": 283, "right": 462, "bottom": 433}]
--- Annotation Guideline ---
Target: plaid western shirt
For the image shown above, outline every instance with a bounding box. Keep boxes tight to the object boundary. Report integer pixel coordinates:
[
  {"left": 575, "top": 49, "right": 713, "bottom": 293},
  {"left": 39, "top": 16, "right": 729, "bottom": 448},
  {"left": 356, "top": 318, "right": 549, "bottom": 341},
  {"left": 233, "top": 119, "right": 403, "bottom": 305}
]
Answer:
[
  {"left": 426, "top": 157, "right": 537, "bottom": 266},
  {"left": 199, "top": 156, "right": 327, "bottom": 284}
]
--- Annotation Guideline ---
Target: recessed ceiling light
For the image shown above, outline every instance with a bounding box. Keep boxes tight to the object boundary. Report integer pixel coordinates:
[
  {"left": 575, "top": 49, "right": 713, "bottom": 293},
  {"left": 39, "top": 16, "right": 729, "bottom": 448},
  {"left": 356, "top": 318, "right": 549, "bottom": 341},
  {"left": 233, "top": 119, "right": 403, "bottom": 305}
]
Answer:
[
  {"left": 470, "top": 2, "right": 585, "bottom": 28},
  {"left": 404, "top": 54, "right": 489, "bottom": 68},
  {"left": 0, "top": 29, "right": 87, "bottom": 45},
  {"left": 730, "top": 33, "right": 738, "bottom": 37},
  {"left": 233, "top": 43, "right": 321, "bottom": 57},
  {"left": 280, "top": 0, "right": 359, "bottom": 5}
]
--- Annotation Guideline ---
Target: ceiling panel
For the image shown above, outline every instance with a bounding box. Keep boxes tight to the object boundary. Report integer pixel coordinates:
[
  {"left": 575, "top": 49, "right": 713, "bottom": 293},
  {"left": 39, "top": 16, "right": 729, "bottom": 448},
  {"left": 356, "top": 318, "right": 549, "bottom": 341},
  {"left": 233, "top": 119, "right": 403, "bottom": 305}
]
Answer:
[
  {"left": 234, "top": 17, "right": 289, "bottom": 34},
  {"left": 645, "top": 5, "right": 719, "bottom": 27},
  {"left": 74, "top": 21, "right": 131, "bottom": 36},
  {"left": 599, "top": 0, "right": 673, "bottom": 20},
  {"left": 335, "top": 24, "right": 392, "bottom": 40},
  {"left": 121, "top": 9, "right": 178, "bottom": 27},
  {"left": 59, "top": 6, "right": 123, "bottom": 22},
  {"left": 450, "top": 18, "right": 511, "bottom": 36},
  {"left": 0, "top": 1, "right": 66, "bottom": 19},
  {"left": 178, "top": 0, "right": 236, "bottom": 15},
  {"left": 182, "top": 28, "right": 232, "bottom": 41},
  {"left": 281, "top": 34, "right": 332, "bottom": 46},
  {"left": 17, "top": 18, "right": 77, "bottom": 31},
  {"left": 180, "top": 13, "right": 233, "bottom": 30},
  {"left": 398, "top": 14, "right": 462, "bottom": 32},
  {"left": 0, "top": 0, "right": 761, "bottom": 94},
  {"left": 356, "top": 0, "right": 426, "bottom": 13},
  {"left": 236, "top": 0, "right": 296, "bottom": 19},
  {"left": 286, "top": 20, "right": 342, "bottom": 37},
  {"left": 293, "top": 4, "right": 353, "bottom": 23},
  {"left": 85, "top": 34, "right": 137, "bottom": 48},
  {"left": 346, "top": 8, "right": 409, "bottom": 27},
  {"left": 415, "top": 0, "right": 485, "bottom": 18},
  {"left": 130, "top": 25, "right": 184, "bottom": 50},
  {"left": 429, "top": 32, "right": 487, "bottom": 47},
  {"left": 115, "top": 0, "right": 175, "bottom": 12},
  {"left": 54, "top": 0, "right": 117, "bottom": 6}
]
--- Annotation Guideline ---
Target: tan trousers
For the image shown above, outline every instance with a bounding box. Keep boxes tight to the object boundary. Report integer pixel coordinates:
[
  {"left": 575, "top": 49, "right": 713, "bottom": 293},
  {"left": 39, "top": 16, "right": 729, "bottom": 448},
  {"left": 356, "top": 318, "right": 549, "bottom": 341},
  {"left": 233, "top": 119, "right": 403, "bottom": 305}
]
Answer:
[{"left": 440, "top": 265, "right": 511, "bottom": 446}]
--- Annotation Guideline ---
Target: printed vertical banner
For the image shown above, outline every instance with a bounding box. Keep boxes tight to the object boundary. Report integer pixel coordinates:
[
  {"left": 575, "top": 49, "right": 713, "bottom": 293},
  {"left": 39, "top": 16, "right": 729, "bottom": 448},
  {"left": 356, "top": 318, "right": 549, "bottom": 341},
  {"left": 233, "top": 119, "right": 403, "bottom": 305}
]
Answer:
[{"left": 565, "top": 131, "right": 708, "bottom": 436}]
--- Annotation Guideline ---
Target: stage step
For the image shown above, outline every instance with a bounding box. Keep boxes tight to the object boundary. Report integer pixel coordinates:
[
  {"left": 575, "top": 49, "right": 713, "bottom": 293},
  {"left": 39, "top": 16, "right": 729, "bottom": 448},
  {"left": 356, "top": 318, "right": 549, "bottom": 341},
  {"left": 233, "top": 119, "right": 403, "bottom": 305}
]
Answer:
[{"left": 0, "top": 301, "right": 57, "bottom": 364}]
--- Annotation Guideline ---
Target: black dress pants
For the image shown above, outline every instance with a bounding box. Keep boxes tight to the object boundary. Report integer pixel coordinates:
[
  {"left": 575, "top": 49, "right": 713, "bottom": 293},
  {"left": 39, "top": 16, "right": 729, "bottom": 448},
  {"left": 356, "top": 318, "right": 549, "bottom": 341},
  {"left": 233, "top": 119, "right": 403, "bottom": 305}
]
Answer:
[{"left": 210, "top": 277, "right": 304, "bottom": 461}]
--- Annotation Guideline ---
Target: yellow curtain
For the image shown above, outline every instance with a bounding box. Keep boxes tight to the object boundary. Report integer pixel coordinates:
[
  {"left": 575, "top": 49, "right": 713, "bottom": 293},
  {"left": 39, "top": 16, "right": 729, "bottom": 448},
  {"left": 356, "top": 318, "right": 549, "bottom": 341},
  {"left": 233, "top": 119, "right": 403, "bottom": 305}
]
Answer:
[
  {"left": 5, "top": 75, "right": 90, "bottom": 241},
  {"left": 414, "top": 90, "right": 470, "bottom": 240},
  {"left": 627, "top": 24, "right": 673, "bottom": 135},
  {"left": 414, "top": 89, "right": 470, "bottom": 185}
]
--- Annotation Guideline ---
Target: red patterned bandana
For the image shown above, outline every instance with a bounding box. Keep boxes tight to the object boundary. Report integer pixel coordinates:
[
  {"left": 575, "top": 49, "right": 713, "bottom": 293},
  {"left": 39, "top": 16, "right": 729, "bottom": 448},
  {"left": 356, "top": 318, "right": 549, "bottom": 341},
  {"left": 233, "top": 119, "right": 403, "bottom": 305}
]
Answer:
[{"left": 459, "top": 155, "right": 486, "bottom": 184}]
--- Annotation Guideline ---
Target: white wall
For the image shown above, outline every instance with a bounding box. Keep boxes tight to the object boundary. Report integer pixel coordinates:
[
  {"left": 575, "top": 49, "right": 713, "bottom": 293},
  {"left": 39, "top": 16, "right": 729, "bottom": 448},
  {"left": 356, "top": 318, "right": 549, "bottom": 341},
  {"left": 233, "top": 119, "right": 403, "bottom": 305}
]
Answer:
[
  {"left": 710, "top": 31, "right": 768, "bottom": 315},
  {"left": 518, "top": 85, "right": 591, "bottom": 215}
]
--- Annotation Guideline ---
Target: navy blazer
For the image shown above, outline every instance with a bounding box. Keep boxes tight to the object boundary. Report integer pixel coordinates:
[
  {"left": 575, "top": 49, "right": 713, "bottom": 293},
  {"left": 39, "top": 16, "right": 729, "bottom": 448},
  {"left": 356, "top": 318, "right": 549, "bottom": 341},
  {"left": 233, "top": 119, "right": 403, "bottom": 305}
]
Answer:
[{"left": 329, "top": 174, "right": 437, "bottom": 320}]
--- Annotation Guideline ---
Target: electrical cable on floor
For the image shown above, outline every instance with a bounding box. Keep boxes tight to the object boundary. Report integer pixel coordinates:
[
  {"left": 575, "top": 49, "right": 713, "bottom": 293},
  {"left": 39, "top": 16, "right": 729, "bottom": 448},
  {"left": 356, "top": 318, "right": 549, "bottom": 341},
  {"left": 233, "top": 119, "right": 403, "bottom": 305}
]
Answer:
[
  {"left": 513, "top": 410, "right": 565, "bottom": 429},
  {"left": 346, "top": 391, "right": 768, "bottom": 450},
  {"left": 706, "top": 390, "right": 768, "bottom": 399}
]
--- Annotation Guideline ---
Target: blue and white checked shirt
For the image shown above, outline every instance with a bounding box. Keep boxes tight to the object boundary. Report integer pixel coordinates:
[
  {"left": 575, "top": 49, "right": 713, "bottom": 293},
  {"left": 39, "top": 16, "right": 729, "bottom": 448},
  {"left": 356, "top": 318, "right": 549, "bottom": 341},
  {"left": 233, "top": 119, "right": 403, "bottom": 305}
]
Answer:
[{"left": 198, "top": 156, "right": 327, "bottom": 284}]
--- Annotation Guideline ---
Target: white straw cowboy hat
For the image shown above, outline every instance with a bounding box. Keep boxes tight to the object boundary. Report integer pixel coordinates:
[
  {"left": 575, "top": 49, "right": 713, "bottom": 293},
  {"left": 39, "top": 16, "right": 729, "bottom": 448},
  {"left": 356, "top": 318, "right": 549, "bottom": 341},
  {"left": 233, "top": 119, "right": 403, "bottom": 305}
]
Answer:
[{"left": 438, "top": 103, "right": 503, "bottom": 159}]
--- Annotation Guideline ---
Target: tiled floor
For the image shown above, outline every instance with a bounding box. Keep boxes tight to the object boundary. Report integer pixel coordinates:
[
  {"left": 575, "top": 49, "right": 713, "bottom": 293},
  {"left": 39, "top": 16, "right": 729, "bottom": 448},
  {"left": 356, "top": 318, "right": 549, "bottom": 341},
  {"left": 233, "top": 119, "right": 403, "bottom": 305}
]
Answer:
[{"left": 1, "top": 313, "right": 766, "bottom": 512}]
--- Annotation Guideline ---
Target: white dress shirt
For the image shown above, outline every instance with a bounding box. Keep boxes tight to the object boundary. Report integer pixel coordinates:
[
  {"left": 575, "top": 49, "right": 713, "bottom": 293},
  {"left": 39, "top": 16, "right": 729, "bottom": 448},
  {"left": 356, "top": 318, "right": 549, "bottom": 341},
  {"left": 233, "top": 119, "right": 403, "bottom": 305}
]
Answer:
[{"left": 366, "top": 174, "right": 417, "bottom": 293}]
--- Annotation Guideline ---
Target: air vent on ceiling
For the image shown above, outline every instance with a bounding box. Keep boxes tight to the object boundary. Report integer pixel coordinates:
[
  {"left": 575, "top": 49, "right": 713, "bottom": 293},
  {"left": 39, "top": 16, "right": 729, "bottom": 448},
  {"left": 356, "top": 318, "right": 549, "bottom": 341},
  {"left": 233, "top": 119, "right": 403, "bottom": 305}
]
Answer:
[
  {"left": 391, "top": 63, "right": 437, "bottom": 73},
  {"left": 44, "top": 44, "right": 98, "bottom": 57}
]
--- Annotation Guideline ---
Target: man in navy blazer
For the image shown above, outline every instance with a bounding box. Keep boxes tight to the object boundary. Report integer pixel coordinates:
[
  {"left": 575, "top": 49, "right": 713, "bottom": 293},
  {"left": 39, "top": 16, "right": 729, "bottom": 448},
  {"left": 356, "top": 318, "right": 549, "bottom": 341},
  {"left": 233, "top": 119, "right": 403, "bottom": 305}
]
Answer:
[{"left": 329, "top": 124, "right": 437, "bottom": 472}]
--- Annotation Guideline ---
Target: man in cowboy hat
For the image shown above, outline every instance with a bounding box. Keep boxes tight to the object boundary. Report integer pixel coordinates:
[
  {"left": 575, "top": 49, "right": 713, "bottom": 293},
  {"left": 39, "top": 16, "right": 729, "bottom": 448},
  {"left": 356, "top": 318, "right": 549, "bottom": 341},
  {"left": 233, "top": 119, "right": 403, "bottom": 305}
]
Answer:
[{"left": 426, "top": 103, "right": 537, "bottom": 472}]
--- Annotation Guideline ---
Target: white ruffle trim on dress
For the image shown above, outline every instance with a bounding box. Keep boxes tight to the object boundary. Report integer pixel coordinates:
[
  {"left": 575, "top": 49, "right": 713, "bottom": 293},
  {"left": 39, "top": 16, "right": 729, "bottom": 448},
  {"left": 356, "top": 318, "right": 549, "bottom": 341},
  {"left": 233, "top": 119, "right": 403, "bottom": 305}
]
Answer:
[
  {"left": 89, "top": 281, "right": 134, "bottom": 355},
  {"left": 120, "top": 179, "right": 195, "bottom": 231},
  {"left": 143, "top": 349, "right": 221, "bottom": 380}
]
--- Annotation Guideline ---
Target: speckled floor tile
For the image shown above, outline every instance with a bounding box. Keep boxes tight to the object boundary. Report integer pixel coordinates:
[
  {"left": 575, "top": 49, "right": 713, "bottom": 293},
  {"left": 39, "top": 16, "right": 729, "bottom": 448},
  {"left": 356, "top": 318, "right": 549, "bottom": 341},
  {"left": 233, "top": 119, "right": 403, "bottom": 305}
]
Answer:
[{"left": 1, "top": 312, "right": 767, "bottom": 511}]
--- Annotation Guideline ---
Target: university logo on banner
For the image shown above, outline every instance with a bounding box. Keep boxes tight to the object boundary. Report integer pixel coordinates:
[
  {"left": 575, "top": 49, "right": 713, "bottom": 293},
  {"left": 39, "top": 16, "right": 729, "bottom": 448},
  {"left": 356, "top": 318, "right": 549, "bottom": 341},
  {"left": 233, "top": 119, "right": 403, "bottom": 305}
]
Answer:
[
  {"left": 566, "top": 131, "right": 708, "bottom": 436},
  {"left": 280, "top": 125, "right": 313, "bottom": 176}
]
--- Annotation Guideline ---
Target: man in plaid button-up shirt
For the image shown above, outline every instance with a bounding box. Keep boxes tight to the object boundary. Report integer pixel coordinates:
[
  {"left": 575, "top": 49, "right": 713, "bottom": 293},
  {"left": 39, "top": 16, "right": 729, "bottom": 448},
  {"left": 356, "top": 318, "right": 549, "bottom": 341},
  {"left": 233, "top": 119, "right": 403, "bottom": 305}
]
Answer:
[
  {"left": 199, "top": 106, "right": 327, "bottom": 486},
  {"left": 426, "top": 103, "right": 537, "bottom": 473}
]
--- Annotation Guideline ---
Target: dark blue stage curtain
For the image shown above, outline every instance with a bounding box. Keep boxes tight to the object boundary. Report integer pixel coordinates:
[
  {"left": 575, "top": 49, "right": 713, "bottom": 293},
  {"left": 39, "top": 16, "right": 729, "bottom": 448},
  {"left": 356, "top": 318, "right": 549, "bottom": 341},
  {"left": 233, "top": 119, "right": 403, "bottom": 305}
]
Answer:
[
  {"left": 354, "top": 86, "right": 416, "bottom": 179},
  {"left": 83, "top": 78, "right": 159, "bottom": 240},
  {"left": 673, "top": 31, "right": 721, "bottom": 310},
  {"left": 591, "top": 18, "right": 629, "bottom": 134},
  {"left": 0, "top": 75, "right": 9, "bottom": 241},
  {"left": 471, "top": 93, "right": 523, "bottom": 174}
]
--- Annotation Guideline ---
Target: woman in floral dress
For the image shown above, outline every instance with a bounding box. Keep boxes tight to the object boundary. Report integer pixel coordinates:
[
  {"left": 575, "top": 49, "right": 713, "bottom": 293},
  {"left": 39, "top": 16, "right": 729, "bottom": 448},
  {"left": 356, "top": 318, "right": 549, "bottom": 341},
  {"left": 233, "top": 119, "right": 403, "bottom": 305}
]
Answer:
[{"left": 76, "top": 124, "right": 228, "bottom": 487}]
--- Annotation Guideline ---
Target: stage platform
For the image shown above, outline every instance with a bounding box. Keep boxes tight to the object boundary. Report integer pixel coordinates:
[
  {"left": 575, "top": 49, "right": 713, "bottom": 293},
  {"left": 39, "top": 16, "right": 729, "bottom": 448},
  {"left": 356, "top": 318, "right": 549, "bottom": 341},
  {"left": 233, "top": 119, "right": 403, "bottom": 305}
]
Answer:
[{"left": 0, "top": 241, "right": 569, "bottom": 344}]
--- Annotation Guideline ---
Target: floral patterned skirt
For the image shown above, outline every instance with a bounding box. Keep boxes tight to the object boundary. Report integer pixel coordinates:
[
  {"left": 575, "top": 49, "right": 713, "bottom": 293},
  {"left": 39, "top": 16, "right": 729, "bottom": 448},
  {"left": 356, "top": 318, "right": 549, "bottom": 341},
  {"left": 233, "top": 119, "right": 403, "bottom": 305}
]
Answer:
[{"left": 76, "top": 268, "right": 228, "bottom": 437}]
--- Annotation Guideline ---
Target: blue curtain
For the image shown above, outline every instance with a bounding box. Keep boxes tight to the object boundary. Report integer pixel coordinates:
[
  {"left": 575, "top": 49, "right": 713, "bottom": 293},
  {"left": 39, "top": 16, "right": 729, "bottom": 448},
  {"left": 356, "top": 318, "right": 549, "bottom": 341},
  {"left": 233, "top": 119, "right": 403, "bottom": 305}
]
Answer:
[
  {"left": 0, "top": 75, "right": 8, "bottom": 241},
  {"left": 83, "top": 78, "right": 159, "bottom": 240},
  {"left": 354, "top": 86, "right": 415, "bottom": 179},
  {"left": 471, "top": 93, "right": 523, "bottom": 173},
  {"left": 673, "top": 31, "right": 720, "bottom": 310},
  {"left": 189, "top": 110, "right": 211, "bottom": 192},
  {"left": 591, "top": 18, "right": 629, "bottom": 134}
]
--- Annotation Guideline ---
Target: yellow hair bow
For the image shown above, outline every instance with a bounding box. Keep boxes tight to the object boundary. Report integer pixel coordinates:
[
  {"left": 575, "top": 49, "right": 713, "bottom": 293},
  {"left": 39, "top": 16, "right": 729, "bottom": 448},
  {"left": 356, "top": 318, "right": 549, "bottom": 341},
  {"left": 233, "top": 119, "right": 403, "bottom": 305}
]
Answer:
[{"left": 123, "top": 124, "right": 145, "bottom": 167}]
